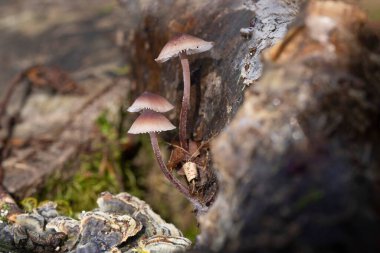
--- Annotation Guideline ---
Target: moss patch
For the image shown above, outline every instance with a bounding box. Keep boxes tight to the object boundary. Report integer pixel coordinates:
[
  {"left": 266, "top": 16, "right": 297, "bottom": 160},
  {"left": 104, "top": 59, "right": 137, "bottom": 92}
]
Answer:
[
  {"left": 30, "top": 110, "right": 198, "bottom": 241},
  {"left": 34, "top": 111, "right": 142, "bottom": 216}
]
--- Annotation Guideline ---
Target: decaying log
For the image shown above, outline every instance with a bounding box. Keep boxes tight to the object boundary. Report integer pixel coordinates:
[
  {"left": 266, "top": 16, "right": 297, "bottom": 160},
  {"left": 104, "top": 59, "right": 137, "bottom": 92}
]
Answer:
[
  {"left": 123, "top": 0, "right": 302, "bottom": 140},
  {"left": 197, "top": 1, "right": 380, "bottom": 252},
  {"left": 121, "top": 0, "right": 303, "bottom": 210}
]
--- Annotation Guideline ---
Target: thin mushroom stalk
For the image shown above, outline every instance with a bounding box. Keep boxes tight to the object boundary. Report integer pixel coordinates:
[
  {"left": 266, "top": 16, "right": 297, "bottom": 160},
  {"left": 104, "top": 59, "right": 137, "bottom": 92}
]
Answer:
[
  {"left": 179, "top": 52, "right": 191, "bottom": 151},
  {"left": 149, "top": 132, "right": 203, "bottom": 210},
  {"left": 127, "top": 103, "right": 206, "bottom": 212},
  {"left": 155, "top": 34, "right": 214, "bottom": 152}
]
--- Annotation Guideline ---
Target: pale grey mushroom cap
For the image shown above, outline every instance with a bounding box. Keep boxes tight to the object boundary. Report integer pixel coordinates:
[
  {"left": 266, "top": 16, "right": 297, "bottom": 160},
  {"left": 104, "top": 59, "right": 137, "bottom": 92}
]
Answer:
[
  {"left": 127, "top": 92, "right": 174, "bottom": 113},
  {"left": 128, "top": 110, "right": 176, "bottom": 134},
  {"left": 155, "top": 34, "right": 214, "bottom": 63}
]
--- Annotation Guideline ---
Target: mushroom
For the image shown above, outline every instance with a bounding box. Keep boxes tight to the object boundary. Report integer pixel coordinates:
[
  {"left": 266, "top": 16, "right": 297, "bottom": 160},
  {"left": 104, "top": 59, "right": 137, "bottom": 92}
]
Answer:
[
  {"left": 127, "top": 91, "right": 174, "bottom": 113},
  {"left": 155, "top": 34, "right": 214, "bottom": 150},
  {"left": 128, "top": 110, "right": 176, "bottom": 134},
  {"left": 127, "top": 93, "right": 203, "bottom": 210}
]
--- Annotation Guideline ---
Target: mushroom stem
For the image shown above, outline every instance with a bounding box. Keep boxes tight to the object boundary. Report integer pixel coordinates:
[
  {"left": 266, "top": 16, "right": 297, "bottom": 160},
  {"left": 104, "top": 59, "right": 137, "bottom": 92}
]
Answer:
[
  {"left": 179, "top": 52, "right": 190, "bottom": 151},
  {"left": 149, "top": 132, "right": 202, "bottom": 209}
]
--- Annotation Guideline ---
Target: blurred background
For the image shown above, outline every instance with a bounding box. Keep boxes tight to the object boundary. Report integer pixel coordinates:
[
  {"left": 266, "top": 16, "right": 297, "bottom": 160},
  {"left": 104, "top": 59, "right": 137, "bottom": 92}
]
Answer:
[
  {"left": 0, "top": 0, "right": 379, "bottom": 246},
  {"left": 0, "top": 0, "right": 198, "bottom": 240}
]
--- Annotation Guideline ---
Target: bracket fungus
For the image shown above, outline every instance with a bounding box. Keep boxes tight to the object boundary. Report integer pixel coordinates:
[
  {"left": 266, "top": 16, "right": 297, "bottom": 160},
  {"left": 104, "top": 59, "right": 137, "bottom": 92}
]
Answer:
[
  {"left": 155, "top": 34, "right": 214, "bottom": 150},
  {"left": 127, "top": 92, "right": 203, "bottom": 211}
]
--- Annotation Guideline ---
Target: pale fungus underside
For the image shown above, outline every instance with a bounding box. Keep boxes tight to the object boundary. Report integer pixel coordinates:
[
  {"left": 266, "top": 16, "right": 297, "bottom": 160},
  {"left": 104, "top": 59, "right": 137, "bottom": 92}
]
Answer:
[
  {"left": 155, "top": 34, "right": 214, "bottom": 63},
  {"left": 127, "top": 91, "right": 174, "bottom": 113}
]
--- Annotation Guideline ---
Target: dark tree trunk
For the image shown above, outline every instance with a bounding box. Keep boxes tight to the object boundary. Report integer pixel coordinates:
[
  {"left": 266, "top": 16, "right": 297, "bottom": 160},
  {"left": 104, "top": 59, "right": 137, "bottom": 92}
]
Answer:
[
  {"left": 197, "top": 1, "right": 380, "bottom": 252},
  {"left": 122, "top": 0, "right": 302, "bottom": 141},
  {"left": 121, "top": 0, "right": 302, "bottom": 212}
]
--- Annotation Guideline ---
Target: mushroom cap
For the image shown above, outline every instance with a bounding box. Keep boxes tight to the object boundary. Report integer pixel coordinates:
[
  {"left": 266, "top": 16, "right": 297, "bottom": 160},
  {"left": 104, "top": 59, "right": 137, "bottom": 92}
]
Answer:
[
  {"left": 127, "top": 92, "right": 174, "bottom": 113},
  {"left": 155, "top": 34, "right": 214, "bottom": 63},
  {"left": 128, "top": 110, "right": 176, "bottom": 134}
]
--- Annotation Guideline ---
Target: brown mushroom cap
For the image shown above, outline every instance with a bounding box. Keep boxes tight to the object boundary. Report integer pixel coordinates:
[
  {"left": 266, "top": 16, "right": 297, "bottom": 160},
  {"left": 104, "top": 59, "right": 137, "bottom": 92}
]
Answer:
[
  {"left": 127, "top": 92, "right": 174, "bottom": 113},
  {"left": 155, "top": 34, "right": 214, "bottom": 63},
  {"left": 128, "top": 110, "right": 176, "bottom": 134}
]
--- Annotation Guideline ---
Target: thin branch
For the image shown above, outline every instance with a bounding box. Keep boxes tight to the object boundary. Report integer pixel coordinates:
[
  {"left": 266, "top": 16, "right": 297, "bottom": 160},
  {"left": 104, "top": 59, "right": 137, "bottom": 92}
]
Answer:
[{"left": 0, "top": 73, "right": 24, "bottom": 120}]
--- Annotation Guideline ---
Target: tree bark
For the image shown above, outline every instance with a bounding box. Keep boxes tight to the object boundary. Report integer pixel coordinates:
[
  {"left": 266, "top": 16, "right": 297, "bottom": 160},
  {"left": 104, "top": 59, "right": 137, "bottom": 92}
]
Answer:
[
  {"left": 122, "top": 0, "right": 302, "bottom": 141},
  {"left": 121, "top": 0, "right": 303, "bottom": 213},
  {"left": 197, "top": 1, "right": 380, "bottom": 252}
]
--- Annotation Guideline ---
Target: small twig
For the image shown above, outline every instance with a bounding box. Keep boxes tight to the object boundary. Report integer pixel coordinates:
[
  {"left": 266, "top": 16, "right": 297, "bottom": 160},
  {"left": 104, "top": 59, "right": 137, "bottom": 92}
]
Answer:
[
  {"left": 150, "top": 132, "right": 205, "bottom": 212},
  {"left": 188, "top": 139, "right": 212, "bottom": 161},
  {"left": 167, "top": 137, "right": 214, "bottom": 161},
  {"left": 0, "top": 72, "right": 31, "bottom": 221},
  {"left": 0, "top": 140, "right": 23, "bottom": 223},
  {"left": 270, "top": 25, "right": 304, "bottom": 62},
  {"left": 0, "top": 73, "right": 24, "bottom": 120},
  {"left": 167, "top": 143, "right": 191, "bottom": 155}
]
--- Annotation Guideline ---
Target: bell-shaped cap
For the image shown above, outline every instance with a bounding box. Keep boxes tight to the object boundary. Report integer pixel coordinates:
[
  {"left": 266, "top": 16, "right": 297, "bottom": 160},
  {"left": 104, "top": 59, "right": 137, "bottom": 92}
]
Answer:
[
  {"left": 127, "top": 92, "right": 174, "bottom": 113},
  {"left": 155, "top": 34, "right": 214, "bottom": 63},
  {"left": 128, "top": 110, "right": 176, "bottom": 134}
]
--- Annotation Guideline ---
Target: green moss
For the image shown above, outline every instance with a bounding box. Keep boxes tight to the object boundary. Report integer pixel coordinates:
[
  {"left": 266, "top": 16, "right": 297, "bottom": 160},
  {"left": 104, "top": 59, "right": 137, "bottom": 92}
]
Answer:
[
  {"left": 111, "top": 65, "right": 130, "bottom": 76},
  {"left": 20, "top": 197, "right": 38, "bottom": 213},
  {"left": 35, "top": 155, "right": 119, "bottom": 216},
  {"left": 97, "top": 4, "right": 114, "bottom": 16},
  {"left": 183, "top": 226, "right": 199, "bottom": 243},
  {"left": 0, "top": 203, "right": 10, "bottom": 211},
  {"left": 33, "top": 110, "right": 198, "bottom": 241},
  {"left": 35, "top": 111, "right": 142, "bottom": 216},
  {"left": 361, "top": 0, "right": 380, "bottom": 21},
  {"left": 132, "top": 247, "right": 150, "bottom": 253},
  {"left": 0, "top": 203, "right": 10, "bottom": 223},
  {"left": 294, "top": 189, "right": 324, "bottom": 212}
]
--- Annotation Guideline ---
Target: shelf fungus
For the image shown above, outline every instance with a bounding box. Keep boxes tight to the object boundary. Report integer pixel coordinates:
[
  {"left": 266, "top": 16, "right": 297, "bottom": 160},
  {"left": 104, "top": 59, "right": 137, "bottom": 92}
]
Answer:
[
  {"left": 97, "top": 192, "right": 192, "bottom": 253},
  {"left": 2, "top": 193, "right": 191, "bottom": 253}
]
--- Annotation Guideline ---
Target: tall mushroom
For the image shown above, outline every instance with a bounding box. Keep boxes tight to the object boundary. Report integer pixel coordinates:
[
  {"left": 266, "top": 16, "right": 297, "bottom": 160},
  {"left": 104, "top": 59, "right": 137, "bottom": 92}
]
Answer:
[
  {"left": 155, "top": 34, "right": 214, "bottom": 150},
  {"left": 127, "top": 93, "right": 203, "bottom": 210}
]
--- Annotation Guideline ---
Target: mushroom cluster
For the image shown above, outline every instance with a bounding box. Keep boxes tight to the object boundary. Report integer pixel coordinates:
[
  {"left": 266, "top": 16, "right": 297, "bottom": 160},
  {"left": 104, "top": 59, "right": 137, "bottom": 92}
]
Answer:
[
  {"left": 127, "top": 33, "right": 213, "bottom": 211},
  {"left": 127, "top": 92, "right": 202, "bottom": 210},
  {"left": 155, "top": 34, "right": 214, "bottom": 150}
]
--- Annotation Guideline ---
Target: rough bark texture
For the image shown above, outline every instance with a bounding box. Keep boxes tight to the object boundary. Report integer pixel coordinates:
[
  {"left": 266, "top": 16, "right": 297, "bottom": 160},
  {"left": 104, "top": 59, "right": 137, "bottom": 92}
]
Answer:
[
  {"left": 121, "top": 0, "right": 302, "bottom": 212},
  {"left": 198, "top": 1, "right": 380, "bottom": 252},
  {"left": 123, "top": 0, "right": 302, "bottom": 140}
]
